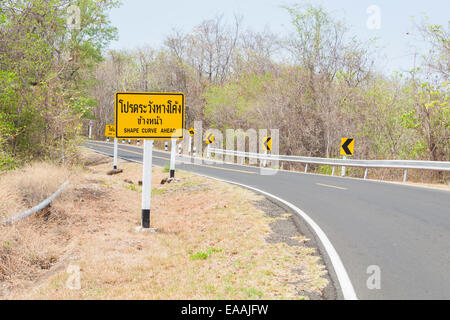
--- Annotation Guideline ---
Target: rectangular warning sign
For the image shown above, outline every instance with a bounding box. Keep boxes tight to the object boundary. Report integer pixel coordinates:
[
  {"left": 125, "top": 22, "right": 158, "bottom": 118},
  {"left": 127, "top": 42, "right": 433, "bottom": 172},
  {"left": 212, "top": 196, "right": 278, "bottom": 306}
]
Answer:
[
  {"left": 105, "top": 124, "right": 115, "bottom": 137},
  {"left": 115, "top": 92, "right": 185, "bottom": 139}
]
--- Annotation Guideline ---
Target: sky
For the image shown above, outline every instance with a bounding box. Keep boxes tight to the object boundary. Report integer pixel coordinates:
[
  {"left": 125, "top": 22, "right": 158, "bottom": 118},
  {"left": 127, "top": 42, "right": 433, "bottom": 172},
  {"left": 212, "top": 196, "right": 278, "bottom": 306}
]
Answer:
[{"left": 108, "top": 0, "right": 449, "bottom": 75}]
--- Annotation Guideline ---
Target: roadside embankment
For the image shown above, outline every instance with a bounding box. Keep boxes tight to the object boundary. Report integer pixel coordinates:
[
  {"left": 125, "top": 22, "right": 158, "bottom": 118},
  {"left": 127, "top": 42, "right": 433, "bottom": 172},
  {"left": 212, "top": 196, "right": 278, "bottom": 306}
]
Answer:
[{"left": 1, "top": 151, "right": 331, "bottom": 299}]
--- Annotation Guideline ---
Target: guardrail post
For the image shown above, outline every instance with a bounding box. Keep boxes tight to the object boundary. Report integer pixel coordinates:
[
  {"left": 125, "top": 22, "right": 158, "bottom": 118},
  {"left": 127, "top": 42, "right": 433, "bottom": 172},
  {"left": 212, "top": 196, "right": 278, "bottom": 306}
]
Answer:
[
  {"left": 403, "top": 169, "right": 408, "bottom": 182},
  {"left": 331, "top": 166, "right": 335, "bottom": 176},
  {"left": 364, "top": 168, "right": 369, "bottom": 180},
  {"left": 304, "top": 163, "right": 308, "bottom": 173}
]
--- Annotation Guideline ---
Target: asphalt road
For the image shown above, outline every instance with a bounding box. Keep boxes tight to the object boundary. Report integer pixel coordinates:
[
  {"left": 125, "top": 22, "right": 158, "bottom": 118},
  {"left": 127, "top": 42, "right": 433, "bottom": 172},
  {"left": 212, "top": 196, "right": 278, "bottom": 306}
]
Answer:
[{"left": 85, "top": 140, "right": 450, "bottom": 300}]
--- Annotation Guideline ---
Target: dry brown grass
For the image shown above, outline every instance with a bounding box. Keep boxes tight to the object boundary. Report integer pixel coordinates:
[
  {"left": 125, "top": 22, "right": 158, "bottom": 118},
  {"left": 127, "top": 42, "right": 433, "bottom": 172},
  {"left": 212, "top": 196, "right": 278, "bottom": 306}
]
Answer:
[
  {"left": 2, "top": 151, "right": 329, "bottom": 300},
  {"left": 0, "top": 162, "right": 70, "bottom": 220},
  {"left": 0, "top": 162, "right": 75, "bottom": 294}
]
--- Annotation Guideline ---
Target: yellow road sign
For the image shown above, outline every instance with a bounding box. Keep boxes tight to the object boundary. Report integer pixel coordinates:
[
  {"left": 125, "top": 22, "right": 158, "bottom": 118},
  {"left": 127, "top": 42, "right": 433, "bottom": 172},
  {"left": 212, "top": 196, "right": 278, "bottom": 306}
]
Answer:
[
  {"left": 104, "top": 124, "right": 115, "bottom": 137},
  {"left": 189, "top": 127, "right": 195, "bottom": 136},
  {"left": 205, "top": 133, "right": 214, "bottom": 144},
  {"left": 115, "top": 92, "right": 185, "bottom": 139},
  {"left": 263, "top": 137, "right": 272, "bottom": 151},
  {"left": 340, "top": 138, "right": 354, "bottom": 156}
]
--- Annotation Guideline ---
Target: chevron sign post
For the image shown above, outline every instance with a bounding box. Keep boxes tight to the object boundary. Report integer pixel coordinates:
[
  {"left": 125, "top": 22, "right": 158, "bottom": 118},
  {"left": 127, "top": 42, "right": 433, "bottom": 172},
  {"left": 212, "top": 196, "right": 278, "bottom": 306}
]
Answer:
[{"left": 340, "top": 138, "right": 354, "bottom": 177}]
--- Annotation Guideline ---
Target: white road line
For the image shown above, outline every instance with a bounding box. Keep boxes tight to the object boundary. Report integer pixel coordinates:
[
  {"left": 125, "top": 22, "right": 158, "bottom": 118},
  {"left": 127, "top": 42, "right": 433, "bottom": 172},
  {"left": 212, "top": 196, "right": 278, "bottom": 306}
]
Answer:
[
  {"left": 85, "top": 145, "right": 358, "bottom": 300},
  {"left": 198, "top": 176, "right": 358, "bottom": 300}
]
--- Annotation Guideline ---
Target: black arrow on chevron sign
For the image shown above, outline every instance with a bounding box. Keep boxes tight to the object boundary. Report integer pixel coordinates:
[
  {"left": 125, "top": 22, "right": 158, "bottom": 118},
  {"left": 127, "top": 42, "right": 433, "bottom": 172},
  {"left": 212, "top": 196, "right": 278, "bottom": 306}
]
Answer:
[
  {"left": 207, "top": 133, "right": 214, "bottom": 144},
  {"left": 342, "top": 138, "right": 353, "bottom": 155},
  {"left": 264, "top": 137, "right": 271, "bottom": 151}
]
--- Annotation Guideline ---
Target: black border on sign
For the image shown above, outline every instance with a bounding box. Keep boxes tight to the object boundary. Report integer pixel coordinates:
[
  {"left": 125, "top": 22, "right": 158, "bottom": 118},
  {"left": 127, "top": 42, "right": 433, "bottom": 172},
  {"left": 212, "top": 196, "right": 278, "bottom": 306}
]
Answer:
[{"left": 115, "top": 92, "right": 185, "bottom": 139}]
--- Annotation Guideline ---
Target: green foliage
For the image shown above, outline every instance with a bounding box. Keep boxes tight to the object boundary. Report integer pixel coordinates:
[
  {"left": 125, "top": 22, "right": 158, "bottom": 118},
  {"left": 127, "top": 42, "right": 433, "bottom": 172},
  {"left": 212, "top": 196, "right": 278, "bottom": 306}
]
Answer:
[
  {"left": 318, "top": 165, "right": 333, "bottom": 175},
  {"left": 124, "top": 183, "right": 138, "bottom": 191},
  {"left": 0, "top": 153, "right": 19, "bottom": 172},
  {"left": 203, "top": 73, "right": 272, "bottom": 128},
  {"left": 189, "top": 248, "right": 222, "bottom": 260},
  {"left": 0, "top": 0, "right": 119, "bottom": 171},
  {"left": 163, "top": 163, "right": 170, "bottom": 172},
  {"left": 151, "top": 188, "right": 165, "bottom": 195},
  {"left": 242, "top": 287, "right": 263, "bottom": 298}
]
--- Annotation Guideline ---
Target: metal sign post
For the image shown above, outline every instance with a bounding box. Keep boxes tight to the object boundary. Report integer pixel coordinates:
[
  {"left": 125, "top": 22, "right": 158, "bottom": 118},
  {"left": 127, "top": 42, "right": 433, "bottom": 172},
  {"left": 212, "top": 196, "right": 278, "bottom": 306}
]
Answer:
[
  {"left": 341, "top": 155, "right": 347, "bottom": 177},
  {"left": 88, "top": 120, "right": 93, "bottom": 139},
  {"left": 188, "top": 135, "right": 192, "bottom": 156},
  {"left": 170, "top": 138, "right": 176, "bottom": 178},
  {"left": 113, "top": 138, "right": 118, "bottom": 169},
  {"left": 141, "top": 140, "right": 153, "bottom": 229}
]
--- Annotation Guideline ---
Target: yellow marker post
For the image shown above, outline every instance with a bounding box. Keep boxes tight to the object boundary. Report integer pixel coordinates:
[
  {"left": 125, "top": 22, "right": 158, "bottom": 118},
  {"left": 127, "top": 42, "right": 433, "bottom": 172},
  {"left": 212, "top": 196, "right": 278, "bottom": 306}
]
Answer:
[
  {"left": 205, "top": 133, "right": 215, "bottom": 158},
  {"left": 262, "top": 136, "right": 272, "bottom": 167},
  {"left": 340, "top": 138, "right": 354, "bottom": 177},
  {"left": 188, "top": 127, "right": 195, "bottom": 156},
  {"left": 105, "top": 124, "right": 118, "bottom": 169}
]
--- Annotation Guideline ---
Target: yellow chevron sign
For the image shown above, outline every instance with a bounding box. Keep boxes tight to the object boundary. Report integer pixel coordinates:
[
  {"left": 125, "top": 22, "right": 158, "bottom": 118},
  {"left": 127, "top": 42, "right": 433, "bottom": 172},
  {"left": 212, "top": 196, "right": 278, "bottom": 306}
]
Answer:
[
  {"left": 263, "top": 137, "right": 272, "bottom": 151},
  {"left": 205, "top": 133, "right": 214, "bottom": 144},
  {"left": 340, "top": 138, "right": 354, "bottom": 156}
]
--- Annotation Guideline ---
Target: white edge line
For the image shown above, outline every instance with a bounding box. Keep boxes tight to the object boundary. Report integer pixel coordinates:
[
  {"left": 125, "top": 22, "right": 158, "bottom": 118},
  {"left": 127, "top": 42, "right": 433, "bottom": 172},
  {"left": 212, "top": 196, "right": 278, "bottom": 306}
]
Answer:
[{"left": 84, "top": 146, "right": 358, "bottom": 300}]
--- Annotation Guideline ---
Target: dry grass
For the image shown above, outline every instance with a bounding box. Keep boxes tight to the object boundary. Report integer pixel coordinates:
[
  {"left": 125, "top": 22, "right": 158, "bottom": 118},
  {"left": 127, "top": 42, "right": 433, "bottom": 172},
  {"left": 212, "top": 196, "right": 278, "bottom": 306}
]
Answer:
[
  {"left": 0, "top": 162, "right": 75, "bottom": 294},
  {"left": 0, "top": 162, "right": 70, "bottom": 220},
  {"left": 2, "top": 151, "right": 329, "bottom": 300}
]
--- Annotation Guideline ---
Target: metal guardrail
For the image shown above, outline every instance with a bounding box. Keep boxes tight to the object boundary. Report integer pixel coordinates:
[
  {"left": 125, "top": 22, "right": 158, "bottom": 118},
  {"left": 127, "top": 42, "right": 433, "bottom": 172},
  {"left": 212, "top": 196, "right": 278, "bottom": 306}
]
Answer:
[
  {"left": 209, "top": 148, "right": 450, "bottom": 181},
  {"left": 2, "top": 181, "right": 69, "bottom": 225}
]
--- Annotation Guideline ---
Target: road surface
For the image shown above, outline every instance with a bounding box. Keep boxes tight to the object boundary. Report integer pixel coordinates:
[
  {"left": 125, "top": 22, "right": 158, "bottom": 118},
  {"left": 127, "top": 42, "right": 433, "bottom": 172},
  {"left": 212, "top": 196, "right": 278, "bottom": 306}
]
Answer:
[{"left": 85, "top": 140, "right": 450, "bottom": 300}]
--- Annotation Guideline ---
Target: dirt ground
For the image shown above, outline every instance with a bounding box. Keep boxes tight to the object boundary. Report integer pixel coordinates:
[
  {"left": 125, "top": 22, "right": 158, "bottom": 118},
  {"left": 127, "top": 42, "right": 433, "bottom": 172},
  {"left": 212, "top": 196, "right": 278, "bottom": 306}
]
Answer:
[{"left": 1, "top": 151, "right": 331, "bottom": 300}]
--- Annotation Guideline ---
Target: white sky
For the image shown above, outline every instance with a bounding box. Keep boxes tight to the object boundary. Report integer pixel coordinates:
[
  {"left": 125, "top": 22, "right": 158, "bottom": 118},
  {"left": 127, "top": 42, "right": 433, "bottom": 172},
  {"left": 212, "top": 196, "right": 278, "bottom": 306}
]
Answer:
[{"left": 108, "top": 0, "right": 449, "bottom": 75}]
